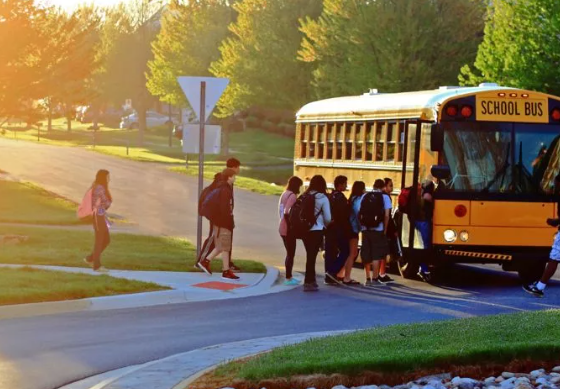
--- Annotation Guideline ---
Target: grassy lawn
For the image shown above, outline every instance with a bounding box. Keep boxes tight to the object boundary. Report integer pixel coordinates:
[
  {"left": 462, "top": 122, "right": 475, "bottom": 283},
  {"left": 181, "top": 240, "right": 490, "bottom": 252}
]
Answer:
[
  {"left": 170, "top": 165, "right": 288, "bottom": 196},
  {"left": 0, "top": 224, "right": 266, "bottom": 273},
  {"left": 213, "top": 310, "right": 560, "bottom": 382},
  {"left": 0, "top": 180, "right": 85, "bottom": 225},
  {"left": 0, "top": 267, "right": 167, "bottom": 306}
]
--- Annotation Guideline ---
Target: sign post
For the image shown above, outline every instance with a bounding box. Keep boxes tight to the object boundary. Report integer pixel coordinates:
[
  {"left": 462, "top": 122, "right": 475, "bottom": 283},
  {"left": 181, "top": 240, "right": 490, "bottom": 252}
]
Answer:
[{"left": 178, "top": 76, "right": 229, "bottom": 260}]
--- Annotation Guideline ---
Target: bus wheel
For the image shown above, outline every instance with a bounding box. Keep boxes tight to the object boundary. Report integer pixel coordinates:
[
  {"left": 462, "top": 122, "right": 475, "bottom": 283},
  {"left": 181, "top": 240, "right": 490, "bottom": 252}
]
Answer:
[
  {"left": 397, "top": 256, "right": 418, "bottom": 279},
  {"left": 517, "top": 260, "right": 547, "bottom": 284}
]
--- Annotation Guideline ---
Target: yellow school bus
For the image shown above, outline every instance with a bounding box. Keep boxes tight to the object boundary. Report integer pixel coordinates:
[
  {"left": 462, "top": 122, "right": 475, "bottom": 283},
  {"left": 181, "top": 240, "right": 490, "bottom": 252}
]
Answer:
[{"left": 295, "top": 84, "right": 560, "bottom": 282}]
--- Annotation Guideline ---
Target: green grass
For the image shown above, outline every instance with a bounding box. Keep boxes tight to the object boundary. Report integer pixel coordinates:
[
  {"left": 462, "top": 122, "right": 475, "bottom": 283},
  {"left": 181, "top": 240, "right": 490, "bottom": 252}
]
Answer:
[
  {"left": 0, "top": 225, "right": 266, "bottom": 273},
  {"left": 0, "top": 267, "right": 167, "bottom": 305},
  {"left": 170, "top": 165, "right": 287, "bottom": 196},
  {"left": 0, "top": 180, "right": 85, "bottom": 225},
  {"left": 215, "top": 310, "right": 560, "bottom": 381}
]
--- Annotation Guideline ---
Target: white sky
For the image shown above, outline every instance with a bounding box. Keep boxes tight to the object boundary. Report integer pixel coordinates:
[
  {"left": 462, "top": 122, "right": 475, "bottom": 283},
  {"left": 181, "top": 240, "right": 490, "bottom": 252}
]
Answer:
[{"left": 38, "top": 0, "right": 124, "bottom": 12}]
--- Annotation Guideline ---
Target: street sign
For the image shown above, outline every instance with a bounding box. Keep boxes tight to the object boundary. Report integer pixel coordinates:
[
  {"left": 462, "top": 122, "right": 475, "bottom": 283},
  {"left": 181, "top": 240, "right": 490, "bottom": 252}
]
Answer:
[
  {"left": 177, "top": 77, "right": 229, "bottom": 123},
  {"left": 182, "top": 124, "right": 221, "bottom": 155}
]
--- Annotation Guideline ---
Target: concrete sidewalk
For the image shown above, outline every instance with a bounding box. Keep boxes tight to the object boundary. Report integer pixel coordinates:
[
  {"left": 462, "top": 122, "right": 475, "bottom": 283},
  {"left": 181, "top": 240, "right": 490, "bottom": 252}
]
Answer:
[{"left": 0, "top": 264, "right": 299, "bottom": 320}]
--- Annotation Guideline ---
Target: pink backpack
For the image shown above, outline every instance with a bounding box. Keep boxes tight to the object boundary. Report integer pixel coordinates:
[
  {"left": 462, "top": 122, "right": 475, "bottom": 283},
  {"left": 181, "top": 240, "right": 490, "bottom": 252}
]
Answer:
[{"left": 77, "top": 188, "right": 94, "bottom": 219}]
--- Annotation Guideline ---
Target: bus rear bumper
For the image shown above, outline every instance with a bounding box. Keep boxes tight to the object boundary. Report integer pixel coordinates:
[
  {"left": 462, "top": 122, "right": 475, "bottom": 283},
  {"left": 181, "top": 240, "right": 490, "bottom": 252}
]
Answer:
[{"left": 433, "top": 245, "right": 550, "bottom": 265}]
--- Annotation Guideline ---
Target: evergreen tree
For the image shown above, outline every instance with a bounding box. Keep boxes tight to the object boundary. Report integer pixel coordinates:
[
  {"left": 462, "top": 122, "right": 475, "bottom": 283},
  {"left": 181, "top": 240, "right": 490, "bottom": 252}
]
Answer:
[
  {"left": 300, "top": 0, "right": 486, "bottom": 99},
  {"left": 459, "top": 0, "right": 560, "bottom": 95},
  {"left": 210, "top": 0, "right": 322, "bottom": 117}
]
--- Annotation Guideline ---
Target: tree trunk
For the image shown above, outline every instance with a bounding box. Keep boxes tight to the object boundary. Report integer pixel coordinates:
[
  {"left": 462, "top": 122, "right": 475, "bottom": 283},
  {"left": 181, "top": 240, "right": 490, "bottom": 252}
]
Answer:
[{"left": 66, "top": 114, "right": 72, "bottom": 132}]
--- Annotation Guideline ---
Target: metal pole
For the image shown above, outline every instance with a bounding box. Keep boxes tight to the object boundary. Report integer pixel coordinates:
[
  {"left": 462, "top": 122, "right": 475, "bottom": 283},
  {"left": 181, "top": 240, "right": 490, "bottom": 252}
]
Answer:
[{"left": 196, "top": 82, "right": 206, "bottom": 260}]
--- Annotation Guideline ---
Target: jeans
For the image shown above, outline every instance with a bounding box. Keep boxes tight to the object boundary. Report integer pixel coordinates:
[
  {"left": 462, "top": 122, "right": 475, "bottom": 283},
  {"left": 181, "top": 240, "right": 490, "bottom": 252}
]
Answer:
[
  {"left": 302, "top": 230, "right": 325, "bottom": 284},
  {"left": 324, "top": 225, "right": 350, "bottom": 276},
  {"left": 282, "top": 233, "right": 297, "bottom": 279},
  {"left": 415, "top": 220, "right": 431, "bottom": 273},
  {"left": 91, "top": 214, "right": 110, "bottom": 269}
]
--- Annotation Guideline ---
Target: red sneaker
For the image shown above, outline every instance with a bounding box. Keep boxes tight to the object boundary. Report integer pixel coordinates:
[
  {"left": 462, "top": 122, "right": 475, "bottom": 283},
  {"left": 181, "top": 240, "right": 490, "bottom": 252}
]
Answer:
[
  {"left": 229, "top": 262, "right": 242, "bottom": 273},
  {"left": 222, "top": 269, "right": 240, "bottom": 280},
  {"left": 197, "top": 259, "right": 212, "bottom": 275}
]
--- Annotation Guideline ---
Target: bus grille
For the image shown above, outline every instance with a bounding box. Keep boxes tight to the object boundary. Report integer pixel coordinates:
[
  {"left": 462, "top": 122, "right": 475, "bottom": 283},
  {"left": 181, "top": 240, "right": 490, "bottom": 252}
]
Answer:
[{"left": 443, "top": 250, "right": 512, "bottom": 261}]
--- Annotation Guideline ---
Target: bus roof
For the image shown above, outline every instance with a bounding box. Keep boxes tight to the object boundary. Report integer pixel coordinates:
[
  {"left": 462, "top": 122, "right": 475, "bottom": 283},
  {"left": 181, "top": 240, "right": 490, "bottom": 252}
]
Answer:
[{"left": 295, "top": 85, "right": 557, "bottom": 123}]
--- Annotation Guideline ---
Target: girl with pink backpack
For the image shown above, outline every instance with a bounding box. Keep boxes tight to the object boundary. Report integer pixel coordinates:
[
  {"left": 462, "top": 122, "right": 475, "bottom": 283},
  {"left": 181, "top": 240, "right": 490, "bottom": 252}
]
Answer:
[{"left": 80, "top": 170, "right": 112, "bottom": 273}]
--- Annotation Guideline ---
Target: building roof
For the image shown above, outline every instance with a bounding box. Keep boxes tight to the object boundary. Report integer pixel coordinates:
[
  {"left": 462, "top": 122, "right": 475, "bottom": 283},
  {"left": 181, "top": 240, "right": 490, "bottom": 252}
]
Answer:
[{"left": 295, "top": 85, "right": 520, "bottom": 122}]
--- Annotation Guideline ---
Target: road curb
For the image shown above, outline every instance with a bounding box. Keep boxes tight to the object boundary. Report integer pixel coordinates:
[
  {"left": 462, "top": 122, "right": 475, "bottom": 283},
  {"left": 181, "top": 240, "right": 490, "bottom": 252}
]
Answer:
[
  {"left": 0, "top": 265, "right": 282, "bottom": 321},
  {"left": 59, "top": 330, "right": 354, "bottom": 389}
]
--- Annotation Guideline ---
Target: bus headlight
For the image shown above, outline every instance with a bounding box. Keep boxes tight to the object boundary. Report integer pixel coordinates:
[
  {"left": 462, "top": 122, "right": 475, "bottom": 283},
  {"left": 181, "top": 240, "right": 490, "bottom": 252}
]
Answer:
[
  {"left": 443, "top": 229, "right": 457, "bottom": 242},
  {"left": 459, "top": 231, "right": 469, "bottom": 242}
]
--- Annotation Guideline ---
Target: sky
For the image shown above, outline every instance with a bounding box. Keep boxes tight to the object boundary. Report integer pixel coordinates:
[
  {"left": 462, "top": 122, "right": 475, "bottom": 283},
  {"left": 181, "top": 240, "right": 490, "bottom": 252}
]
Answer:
[{"left": 38, "top": 0, "right": 124, "bottom": 12}]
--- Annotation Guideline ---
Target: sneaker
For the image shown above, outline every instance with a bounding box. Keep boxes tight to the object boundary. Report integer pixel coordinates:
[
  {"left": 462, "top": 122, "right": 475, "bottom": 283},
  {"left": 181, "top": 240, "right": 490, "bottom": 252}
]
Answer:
[
  {"left": 222, "top": 269, "right": 240, "bottom": 280},
  {"left": 523, "top": 284, "right": 544, "bottom": 298},
  {"left": 365, "top": 278, "right": 373, "bottom": 286},
  {"left": 197, "top": 259, "right": 212, "bottom": 275},
  {"left": 229, "top": 262, "right": 242, "bottom": 273},
  {"left": 303, "top": 283, "right": 319, "bottom": 292},
  {"left": 83, "top": 256, "right": 93, "bottom": 265},
  {"left": 417, "top": 271, "right": 431, "bottom": 283},
  {"left": 94, "top": 266, "right": 109, "bottom": 273},
  {"left": 284, "top": 278, "right": 300, "bottom": 286},
  {"left": 343, "top": 279, "right": 361, "bottom": 286},
  {"left": 378, "top": 274, "right": 395, "bottom": 284},
  {"left": 325, "top": 273, "right": 341, "bottom": 285}
]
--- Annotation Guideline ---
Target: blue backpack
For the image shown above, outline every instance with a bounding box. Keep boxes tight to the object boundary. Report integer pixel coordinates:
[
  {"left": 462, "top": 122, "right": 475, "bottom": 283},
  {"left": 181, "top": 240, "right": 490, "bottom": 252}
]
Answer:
[{"left": 200, "top": 187, "right": 222, "bottom": 222}]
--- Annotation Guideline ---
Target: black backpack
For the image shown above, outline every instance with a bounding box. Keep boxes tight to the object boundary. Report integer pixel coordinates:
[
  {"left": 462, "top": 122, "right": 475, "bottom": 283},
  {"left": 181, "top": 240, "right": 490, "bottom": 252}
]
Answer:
[
  {"left": 358, "top": 191, "right": 385, "bottom": 228},
  {"left": 200, "top": 187, "right": 222, "bottom": 222},
  {"left": 288, "top": 192, "right": 320, "bottom": 239}
]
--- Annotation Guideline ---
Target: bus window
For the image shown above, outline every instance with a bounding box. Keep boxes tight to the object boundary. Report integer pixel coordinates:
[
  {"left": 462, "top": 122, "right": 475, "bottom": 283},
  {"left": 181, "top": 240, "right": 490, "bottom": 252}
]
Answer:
[
  {"left": 355, "top": 123, "right": 364, "bottom": 160},
  {"left": 317, "top": 124, "right": 325, "bottom": 159},
  {"left": 375, "top": 122, "right": 384, "bottom": 161},
  {"left": 365, "top": 122, "right": 374, "bottom": 160},
  {"left": 386, "top": 122, "right": 396, "bottom": 162},
  {"left": 397, "top": 122, "right": 405, "bottom": 162},
  {"left": 309, "top": 124, "right": 317, "bottom": 159}
]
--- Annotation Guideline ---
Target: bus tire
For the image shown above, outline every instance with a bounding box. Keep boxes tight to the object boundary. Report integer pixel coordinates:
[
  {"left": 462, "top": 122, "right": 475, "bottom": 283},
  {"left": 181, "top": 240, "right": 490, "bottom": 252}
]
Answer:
[{"left": 517, "top": 260, "right": 547, "bottom": 284}]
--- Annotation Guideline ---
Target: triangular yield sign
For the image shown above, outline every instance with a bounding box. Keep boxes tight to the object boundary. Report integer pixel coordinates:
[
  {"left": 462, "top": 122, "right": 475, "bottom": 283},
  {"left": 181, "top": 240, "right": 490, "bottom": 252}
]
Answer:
[{"left": 177, "top": 77, "right": 229, "bottom": 123}]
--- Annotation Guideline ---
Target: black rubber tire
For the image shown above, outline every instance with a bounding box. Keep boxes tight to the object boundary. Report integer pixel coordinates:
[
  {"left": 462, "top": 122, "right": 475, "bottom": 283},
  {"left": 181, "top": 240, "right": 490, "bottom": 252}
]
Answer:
[{"left": 517, "top": 260, "right": 547, "bottom": 284}]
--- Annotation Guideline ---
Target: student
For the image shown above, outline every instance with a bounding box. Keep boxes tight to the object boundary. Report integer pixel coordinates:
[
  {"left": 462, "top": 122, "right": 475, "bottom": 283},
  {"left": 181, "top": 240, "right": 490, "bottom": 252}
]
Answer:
[
  {"left": 524, "top": 174, "right": 560, "bottom": 297},
  {"left": 197, "top": 158, "right": 241, "bottom": 272},
  {"left": 225, "top": 158, "right": 242, "bottom": 272},
  {"left": 360, "top": 179, "right": 392, "bottom": 285},
  {"left": 196, "top": 172, "right": 223, "bottom": 268},
  {"left": 325, "top": 175, "right": 351, "bottom": 284},
  {"left": 302, "top": 175, "right": 332, "bottom": 292},
  {"left": 84, "top": 169, "right": 112, "bottom": 273},
  {"left": 378, "top": 178, "right": 396, "bottom": 283},
  {"left": 415, "top": 179, "right": 435, "bottom": 282},
  {"left": 197, "top": 168, "right": 239, "bottom": 280},
  {"left": 279, "top": 176, "right": 303, "bottom": 286},
  {"left": 338, "top": 180, "right": 365, "bottom": 285}
]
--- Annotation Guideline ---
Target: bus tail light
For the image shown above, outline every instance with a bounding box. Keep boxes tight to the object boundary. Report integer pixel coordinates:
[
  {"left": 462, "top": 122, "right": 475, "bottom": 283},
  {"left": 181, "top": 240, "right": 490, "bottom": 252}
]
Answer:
[
  {"left": 459, "top": 231, "right": 469, "bottom": 242},
  {"left": 552, "top": 109, "right": 560, "bottom": 121},
  {"left": 460, "top": 105, "right": 473, "bottom": 118},
  {"left": 445, "top": 105, "right": 458, "bottom": 117},
  {"left": 454, "top": 204, "right": 468, "bottom": 218}
]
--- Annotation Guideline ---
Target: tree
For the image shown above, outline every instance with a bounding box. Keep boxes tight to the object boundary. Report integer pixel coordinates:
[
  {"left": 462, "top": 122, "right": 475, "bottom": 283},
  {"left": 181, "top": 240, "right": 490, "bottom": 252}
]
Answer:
[
  {"left": 300, "top": 0, "right": 486, "bottom": 99},
  {"left": 36, "top": 6, "right": 101, "bottom": 131},
  {"left": 97, "top": 0, "right": 162, "bottom": 145},
  {"left": 210, "top": 0, "right": 322, "bottom": 117},
  {"left": 459, "top": 0, "right": 560, "bottom": 95},
  {"left": 0, "top": 0, "right": 47, "bottom": 123},
  {"left": 147, "top": 0, "right": 235, "bottom": 109}
]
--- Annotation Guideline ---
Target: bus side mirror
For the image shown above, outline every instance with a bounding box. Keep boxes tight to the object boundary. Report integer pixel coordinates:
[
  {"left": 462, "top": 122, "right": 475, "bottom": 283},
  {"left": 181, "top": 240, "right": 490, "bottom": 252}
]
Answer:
[
  {"left": 430, "top": 124, "right": 443, "bottom": 152},
  {"left": 431, "top": 165, "right": 451, "bottom": 180}
]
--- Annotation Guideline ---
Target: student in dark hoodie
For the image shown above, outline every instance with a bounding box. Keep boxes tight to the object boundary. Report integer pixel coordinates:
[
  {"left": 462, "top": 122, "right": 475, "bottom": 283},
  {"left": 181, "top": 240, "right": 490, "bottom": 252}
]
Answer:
[
  {"left": 197, "top": 168, "right": 239, "bottom": 280},
  {"left": 196, "top": 172, "right": 223, "bottom": 268}
]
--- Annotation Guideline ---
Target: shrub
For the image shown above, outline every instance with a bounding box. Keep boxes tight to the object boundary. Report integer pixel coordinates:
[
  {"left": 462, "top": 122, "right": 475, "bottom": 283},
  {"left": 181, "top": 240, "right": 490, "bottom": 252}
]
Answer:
[
  {"left": 246, "top": 116, "right": 260, "bottom": 128},
  {"left": 229, "top": 120, "right": 244, "bottom": 133},
  {"left": 253, "top": 111, "right": 266, "bottom": 121},
  {"left": 282, "top": 124, "right": 296, "bottom": 137},
  {"left": 261, "top": 121, "right": 273, "bottom": 131},
  {"left": 269, "top": 116, "right": 282, "bottom": 124}
]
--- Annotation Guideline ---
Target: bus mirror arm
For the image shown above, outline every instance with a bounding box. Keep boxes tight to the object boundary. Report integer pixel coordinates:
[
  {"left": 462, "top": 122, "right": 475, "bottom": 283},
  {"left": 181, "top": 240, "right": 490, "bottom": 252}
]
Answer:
[{"left": 430, "top": 124, "right": 444, "bottom": 152}]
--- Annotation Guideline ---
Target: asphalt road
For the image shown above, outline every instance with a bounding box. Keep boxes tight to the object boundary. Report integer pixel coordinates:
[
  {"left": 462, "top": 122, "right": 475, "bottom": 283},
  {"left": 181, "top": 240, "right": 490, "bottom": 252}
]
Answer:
[
  {"left": 0, "top": 137, "right": 288, "bottom": 263},
  {"left": 0, "top": 138, "right": 559, "bottom": 389}
]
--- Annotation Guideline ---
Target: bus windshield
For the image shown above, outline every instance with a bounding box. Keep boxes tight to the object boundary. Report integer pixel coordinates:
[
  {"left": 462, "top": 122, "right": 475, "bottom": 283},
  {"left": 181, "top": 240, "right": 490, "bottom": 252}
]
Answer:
[{"left": 441, "top": 122, "right": 559, "bottom": 195}]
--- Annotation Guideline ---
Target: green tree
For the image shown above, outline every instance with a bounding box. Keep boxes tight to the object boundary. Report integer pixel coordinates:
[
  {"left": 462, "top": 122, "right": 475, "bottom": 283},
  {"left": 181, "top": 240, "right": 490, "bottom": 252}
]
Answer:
[
  {"left": 210, "top": 0, "right": 322, "bottom": 117},
  {"left": 0, "top": 0, "right": 47, "bottom": 123},
  {"left": 300, "top": 0, "right": 486, "bottom": 99},
  {"left": 147, "top": 0, "right": 235, "bottom": 109},
  {"left": 459, "top": 0, "right": 560, "bottom": 95},
  {"left": 37, "top": 6, "right": 101, "bottom": 131}
]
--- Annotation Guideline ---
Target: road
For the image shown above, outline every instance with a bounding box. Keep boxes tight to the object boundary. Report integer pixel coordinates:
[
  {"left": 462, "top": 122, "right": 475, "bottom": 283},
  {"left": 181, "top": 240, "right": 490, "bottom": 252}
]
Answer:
[
  {"left": 0, "top": 263, "right": 558, "bottom": 389},
  {"left": 0, "top": 137, "right": 288, "bottom": 263},
  {"left": 0, "top": 137, "right": 559, "bottom": 389}
]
